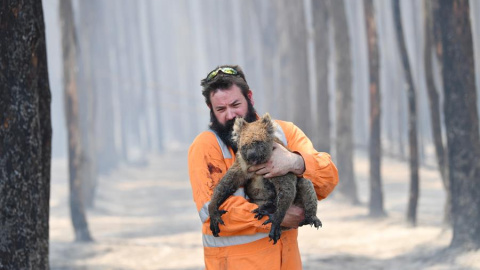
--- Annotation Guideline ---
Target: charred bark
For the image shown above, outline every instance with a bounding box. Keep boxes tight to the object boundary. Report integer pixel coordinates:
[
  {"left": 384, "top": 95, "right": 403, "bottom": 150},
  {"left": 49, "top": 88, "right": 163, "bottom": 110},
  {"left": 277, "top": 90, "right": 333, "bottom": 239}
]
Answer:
[
  {"left": 393, "top": 0, "right": 420, "bottom": 226},
  {"left": 312, "top": 0, "right": 331, "bottom": 152},
  {"left": 330, "top": 0, "right": 359, "bottom": 204},
  {"left": 364, "top": 0, "right": 386, "bottom": 217},
  {"left": 60, "top": 0, "right": 93, "bottom": 242},
  {"left": 439, "top": 0, "right": 480, "bottom": 250},
  {"left": 424, "top": 0, "right": 451, "bottom": 225},
  {"left": 275, "top": 0, "right": 312, "bottom": 137},
  {"left": 0, "top": 0, "right": 51, "bottom": 268}
]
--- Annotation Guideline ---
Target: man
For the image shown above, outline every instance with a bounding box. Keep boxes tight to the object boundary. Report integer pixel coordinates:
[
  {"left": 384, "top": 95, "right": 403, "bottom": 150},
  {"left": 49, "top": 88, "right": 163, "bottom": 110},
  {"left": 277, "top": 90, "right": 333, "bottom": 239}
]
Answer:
[{"left": 188, "top": 65, "right": 338, "bottom": 269}]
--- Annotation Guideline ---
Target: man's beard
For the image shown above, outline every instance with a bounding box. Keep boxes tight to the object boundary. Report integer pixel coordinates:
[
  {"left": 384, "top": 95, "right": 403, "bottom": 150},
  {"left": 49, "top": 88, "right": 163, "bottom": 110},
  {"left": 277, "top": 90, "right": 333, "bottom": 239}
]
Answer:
[{"left": 209, "top": 100, "right": 257, "bottom": 153}]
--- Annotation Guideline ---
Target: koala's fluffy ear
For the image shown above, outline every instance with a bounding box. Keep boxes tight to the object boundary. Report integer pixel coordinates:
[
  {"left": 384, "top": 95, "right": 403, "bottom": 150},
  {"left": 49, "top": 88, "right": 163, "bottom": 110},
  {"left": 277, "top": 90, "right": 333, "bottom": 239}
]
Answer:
[
  {"left": 261, "top": 113, "right": 274, "bottom": 135},
  {"left": 232, "top": 117, "right": 247, "bottom": 142}
]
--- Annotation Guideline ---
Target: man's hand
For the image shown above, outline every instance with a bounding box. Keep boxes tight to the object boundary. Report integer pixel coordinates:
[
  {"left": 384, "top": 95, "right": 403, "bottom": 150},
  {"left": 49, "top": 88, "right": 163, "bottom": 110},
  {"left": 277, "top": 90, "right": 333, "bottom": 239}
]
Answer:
[
  {"left": 248, "top": 142, "right": 305, "bottom": 178},
  {"left": 280, "top": 205, "right": 305, "bottom": 228}
]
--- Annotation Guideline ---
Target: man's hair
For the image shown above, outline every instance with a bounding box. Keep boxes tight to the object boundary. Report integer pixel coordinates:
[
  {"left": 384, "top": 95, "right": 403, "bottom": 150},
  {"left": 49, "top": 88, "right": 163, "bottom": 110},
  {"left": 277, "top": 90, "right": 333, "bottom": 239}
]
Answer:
[{"left": 200, "top": 65, "right": 250, "bottom": 107}]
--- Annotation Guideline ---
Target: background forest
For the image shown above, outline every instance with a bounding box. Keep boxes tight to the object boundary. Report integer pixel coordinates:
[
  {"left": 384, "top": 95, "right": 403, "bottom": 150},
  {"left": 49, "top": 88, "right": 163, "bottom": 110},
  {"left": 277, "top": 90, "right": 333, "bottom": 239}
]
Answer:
[{"left": 1, "top": 0, "right": 480, "bottom": 269}]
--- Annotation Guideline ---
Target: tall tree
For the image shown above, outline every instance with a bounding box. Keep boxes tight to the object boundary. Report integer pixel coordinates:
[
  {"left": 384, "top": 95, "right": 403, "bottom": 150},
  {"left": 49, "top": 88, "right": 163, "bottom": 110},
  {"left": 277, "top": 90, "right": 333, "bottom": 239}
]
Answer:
[
  {"left": 330, "top": 0, "right": 359, "bottom": 204},
  {"left": 393, "top": 0, "right": 420, "bottom": 226},
  {"left": 0, "top": 0, "right": 52, "bottom": 268},
  {"left": 424, "top": 0, "right": 451, "bottom": 224},
  {"left": 439, "top": 0, "right": 480, "bottom": 250},
  {"left": 275, "top": 0, "right": 312, "bottom": 137},
  {"left": 60, "top": 0, "right": 93, "bottom": 242},
  {"left": 312, "top": 0, "right": 331, "bottom": 152},
  {"left": 364, "top": 0, "right": 386, "bottom": 217}
]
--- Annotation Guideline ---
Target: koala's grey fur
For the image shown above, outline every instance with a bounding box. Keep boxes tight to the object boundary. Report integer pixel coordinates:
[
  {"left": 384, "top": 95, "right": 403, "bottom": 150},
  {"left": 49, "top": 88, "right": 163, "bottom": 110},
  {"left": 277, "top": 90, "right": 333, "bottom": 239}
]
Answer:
[{"left": 208, "top": 113, "right": 322, "bottom": 244}]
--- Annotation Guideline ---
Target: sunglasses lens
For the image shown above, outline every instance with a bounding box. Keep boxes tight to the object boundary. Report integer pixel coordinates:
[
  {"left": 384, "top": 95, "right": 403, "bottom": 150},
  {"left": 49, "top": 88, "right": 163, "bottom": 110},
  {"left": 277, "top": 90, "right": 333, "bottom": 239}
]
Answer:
[
  {"left": 206, "top": 67, "right": 238, "bottom": 81},
  {"left": 207, "top": 70, "right": 218, "bottom": 81},
  {"left": 221, "top": 68, "right": 237, "bottom": 75}
]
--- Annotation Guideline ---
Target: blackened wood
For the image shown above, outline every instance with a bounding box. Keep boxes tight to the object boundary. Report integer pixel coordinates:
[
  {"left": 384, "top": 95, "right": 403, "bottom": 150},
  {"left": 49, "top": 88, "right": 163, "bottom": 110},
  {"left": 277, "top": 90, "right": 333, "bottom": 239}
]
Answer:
[
  {"left": 393, "top": 0, "right": 420, "bottom": 226},
  {"left": 331, "top": 0, "right": 359, "bottom": 204},
  {"left": 424, "top": 0, "right": 451, "bottom": 225},
  {"left": 60, "top": 0, "right": 93, "bottom": 242},
  {"left": 364, "top": 0, "right": 386, "bottom": 217},
  {"left": 439, "top": 0, "right": 480, "bottom": 250},
  {"left": 312, "top": 0, "right": 331, "bottom": 152},
  {"left": 0, "top": 0, "right": 52, "bottom": 268}
]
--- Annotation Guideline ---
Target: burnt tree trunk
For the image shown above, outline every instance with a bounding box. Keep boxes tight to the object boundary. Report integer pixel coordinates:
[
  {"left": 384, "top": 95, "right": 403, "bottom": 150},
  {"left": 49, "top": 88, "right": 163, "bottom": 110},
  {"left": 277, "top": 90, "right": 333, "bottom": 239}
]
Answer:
[
  {"left": 0, "top": 1, "right": 51, "bottom": 268},
  {"left": 312, "top": 0, "right": 331, "bottom": 152},
  {"left": 330, "top": 0, "right": 359, "bottom": 204},
  {"left": 364, "top": 0, "right": 386, "bottom": 217},
  {"left": 439, "top": 0, "right": 480, "bottom": 250},
  {"left": 424, "top": 0, "right": 451, "bottom": 225},
  {"left": 275, "top": 0, "right": 312, "bottom": 137},
  {"left": 60, "top": 0, "right": 93, "bottom": 242},
  {"left": 393, "top": 0, "right": 420, "bottom": 226}
]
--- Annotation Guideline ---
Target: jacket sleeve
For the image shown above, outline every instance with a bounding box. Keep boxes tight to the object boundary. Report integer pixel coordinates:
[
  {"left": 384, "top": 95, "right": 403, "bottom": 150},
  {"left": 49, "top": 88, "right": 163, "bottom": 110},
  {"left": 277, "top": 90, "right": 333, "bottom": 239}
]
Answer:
[
  {"left": 188, "top": 132, "right": 271, "bottom": 236},
  {"left": 280, "top": 121, "right": 339, "bottom": 200}
]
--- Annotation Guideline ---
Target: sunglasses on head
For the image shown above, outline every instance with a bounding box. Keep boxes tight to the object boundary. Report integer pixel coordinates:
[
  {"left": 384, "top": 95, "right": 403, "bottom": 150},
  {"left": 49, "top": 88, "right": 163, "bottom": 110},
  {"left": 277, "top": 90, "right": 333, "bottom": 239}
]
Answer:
[{"left": 206, "top": 67, "right": 239, "bottom": 82}]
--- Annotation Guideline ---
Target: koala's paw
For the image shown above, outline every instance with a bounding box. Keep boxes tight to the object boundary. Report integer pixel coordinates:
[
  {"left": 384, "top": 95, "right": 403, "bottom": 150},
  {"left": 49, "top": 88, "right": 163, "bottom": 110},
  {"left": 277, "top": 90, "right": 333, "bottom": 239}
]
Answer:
[
  {"left": 252, "top": 207, "right": 271, "bottom": 220},
  {"left": 209, "top": 210, "right": 227, "bottom": 237},
  {"left": 299, "top": 216, "right": 322, "bottom": 229},
  {"left": 268, "top": 223, "right": 282, "bottom": 245}
]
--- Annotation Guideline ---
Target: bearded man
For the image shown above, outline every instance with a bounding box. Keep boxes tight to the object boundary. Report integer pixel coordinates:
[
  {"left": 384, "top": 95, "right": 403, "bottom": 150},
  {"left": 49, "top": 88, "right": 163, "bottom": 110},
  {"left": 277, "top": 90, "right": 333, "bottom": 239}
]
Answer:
[{"left": 188, "top": 65, "right": 338, "bottom": 270}]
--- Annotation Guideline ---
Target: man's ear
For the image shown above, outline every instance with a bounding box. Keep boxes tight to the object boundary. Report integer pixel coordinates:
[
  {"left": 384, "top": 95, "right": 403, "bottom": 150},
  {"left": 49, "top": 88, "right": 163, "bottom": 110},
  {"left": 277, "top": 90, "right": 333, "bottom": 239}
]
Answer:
[
  {"left": 232, "top": 117, "right": 247, "bottom": 142},
  {"left": 247, "top": 90, "right": 254, "bottom": 106}
]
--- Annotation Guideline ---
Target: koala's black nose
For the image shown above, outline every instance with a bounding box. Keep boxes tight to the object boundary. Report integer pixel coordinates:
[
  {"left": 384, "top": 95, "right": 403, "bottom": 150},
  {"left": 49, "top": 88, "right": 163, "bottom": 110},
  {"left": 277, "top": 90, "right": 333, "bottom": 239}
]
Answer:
[
  {"left": 241, "top": 141, "right": 268, "bottom": 164},
  {"left": 245, "top": 148, "right": 259, "bottom": 163}
]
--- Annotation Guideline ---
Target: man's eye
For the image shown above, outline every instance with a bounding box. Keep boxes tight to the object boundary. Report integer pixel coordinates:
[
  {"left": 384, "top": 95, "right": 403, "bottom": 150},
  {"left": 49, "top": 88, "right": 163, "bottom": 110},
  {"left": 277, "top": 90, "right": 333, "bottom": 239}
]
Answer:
[{"left": 232, "top": 103, "right": 240, "bottom": 107}]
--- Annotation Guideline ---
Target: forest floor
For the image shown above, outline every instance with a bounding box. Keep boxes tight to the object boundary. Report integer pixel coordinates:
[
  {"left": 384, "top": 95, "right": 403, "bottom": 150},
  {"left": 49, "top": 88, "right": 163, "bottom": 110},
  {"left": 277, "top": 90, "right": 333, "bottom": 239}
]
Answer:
[{"left": 49, "top": 149, "right": 480, "bottom": 270}]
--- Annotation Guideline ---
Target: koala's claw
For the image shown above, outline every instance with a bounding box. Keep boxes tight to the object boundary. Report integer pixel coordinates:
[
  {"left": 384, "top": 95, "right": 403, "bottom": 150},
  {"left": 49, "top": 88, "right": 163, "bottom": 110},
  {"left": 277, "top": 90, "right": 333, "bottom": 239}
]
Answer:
[
  {"left": 209, "top": 210, "right": 228, "bottom": 237},
  {"left": 252, "top": 207, "right": 271, "bottom": 220},
  {"left": 299, "top": 216, "right": 322, "bottom": 229},
  {"left": 262, "top": 218, "right": 272, "bottom": 225},
  {"left": 268, "top": 223, "right": 282, "bottom": 244}
]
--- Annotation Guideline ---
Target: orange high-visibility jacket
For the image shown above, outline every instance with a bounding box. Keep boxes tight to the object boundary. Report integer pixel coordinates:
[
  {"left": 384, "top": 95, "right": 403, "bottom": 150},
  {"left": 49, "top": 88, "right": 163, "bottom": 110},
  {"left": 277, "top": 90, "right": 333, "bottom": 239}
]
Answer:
[{"left": 188, "top": 119, "right": 339, "bottom": 270}]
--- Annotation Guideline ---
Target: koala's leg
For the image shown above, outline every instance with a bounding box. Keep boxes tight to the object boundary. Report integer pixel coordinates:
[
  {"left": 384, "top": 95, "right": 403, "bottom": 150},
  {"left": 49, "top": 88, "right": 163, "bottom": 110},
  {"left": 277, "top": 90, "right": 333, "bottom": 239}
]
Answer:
[
  {"left": 264, "top": 174, "right": 296, "bottom": 244},
  {"left": 295, "top": 178, "right": 322, "bottom": 228},
  {"left": 208, "top": 166, "right": 246, "bottom": 237},
  {"left": 251, "top": 179, "right": 277, "bottom": 220}
]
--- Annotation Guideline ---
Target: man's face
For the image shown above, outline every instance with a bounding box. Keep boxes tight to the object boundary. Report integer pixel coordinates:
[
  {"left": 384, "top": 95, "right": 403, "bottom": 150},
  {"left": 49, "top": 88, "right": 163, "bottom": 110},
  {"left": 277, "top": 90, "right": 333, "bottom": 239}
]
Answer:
[
  {"left": 209, "top": 84, "right": 256, "bottom": 152},
  {"left": 210, "top": 84, "right": 251, "bottom": 125}
]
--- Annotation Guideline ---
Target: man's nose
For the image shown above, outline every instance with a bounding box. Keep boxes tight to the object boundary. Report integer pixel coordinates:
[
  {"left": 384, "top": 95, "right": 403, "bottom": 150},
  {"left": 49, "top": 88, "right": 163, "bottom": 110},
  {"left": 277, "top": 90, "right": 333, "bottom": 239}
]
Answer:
[{"left": 226, "top": 109, "right": 237, "bottom": 120}]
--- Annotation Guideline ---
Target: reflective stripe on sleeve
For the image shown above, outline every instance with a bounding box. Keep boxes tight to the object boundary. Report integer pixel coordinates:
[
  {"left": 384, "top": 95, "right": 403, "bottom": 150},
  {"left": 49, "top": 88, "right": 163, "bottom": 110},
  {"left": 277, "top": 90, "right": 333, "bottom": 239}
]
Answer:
[
  {"left": 198, "top": 187, "right": 248, "bottom": 223},
  {"left": 208, "top": 129, "right": 232, "bottom": 159},
  {"left": 203, "top": 232, "right": 269, "bottom": 248},
  {"left": 273, "top": 121, "right": 287, "bottom": 146}
]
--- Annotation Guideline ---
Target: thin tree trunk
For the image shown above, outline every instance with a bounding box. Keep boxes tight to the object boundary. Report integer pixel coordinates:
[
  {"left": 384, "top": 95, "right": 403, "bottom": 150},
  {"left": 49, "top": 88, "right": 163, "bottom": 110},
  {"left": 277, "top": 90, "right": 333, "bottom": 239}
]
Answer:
[
  {"left": 364, "top": 0, "right": 386, "bottom": 217},
  {"left": 393, "top": 0, "right": 420, "bottom": 226},
  {"left": 0, "top": 1, "right": 51, "bottom": 267},
  {"left": 439, "top": 0, "right": 480, "bottom": 250},
  {"left": 312, "top": 0, "right": 331, "bottom": 152},
  {"left": 60, "top": 0, "right": 93, "bottom": 242},
  {"left": 331, "top": 0, "right": 359, "bottom": 204},
  {"left": 424, "top": 0, "right": 451, "bottom": 225}
]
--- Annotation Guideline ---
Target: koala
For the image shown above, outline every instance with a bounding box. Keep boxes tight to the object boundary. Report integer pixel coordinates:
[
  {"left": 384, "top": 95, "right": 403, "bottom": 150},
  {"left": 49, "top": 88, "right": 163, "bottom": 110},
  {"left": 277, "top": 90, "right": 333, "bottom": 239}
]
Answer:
[{"left": 208, "top": 113, "right": 322, "bottom": 244}]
